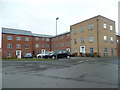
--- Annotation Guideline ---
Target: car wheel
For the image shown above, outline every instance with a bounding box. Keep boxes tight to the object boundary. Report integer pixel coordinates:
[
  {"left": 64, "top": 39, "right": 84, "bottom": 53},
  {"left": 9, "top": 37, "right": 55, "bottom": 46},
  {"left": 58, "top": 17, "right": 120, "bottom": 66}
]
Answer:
[
  {"left": 66, "top": 56, "right": 70, "bottom": 59},
  {"left": 38, "top": 56, "right": 41, "bottom": 58},
  {"left": 52, "top": 56, "right": 55, "bottom": 59}
]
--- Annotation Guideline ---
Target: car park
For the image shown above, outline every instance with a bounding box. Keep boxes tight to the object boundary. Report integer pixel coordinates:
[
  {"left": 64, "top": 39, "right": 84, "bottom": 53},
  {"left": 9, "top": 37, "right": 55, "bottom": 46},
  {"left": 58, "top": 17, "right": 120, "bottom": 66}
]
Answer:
[
  {"left": 49, "top": 50, "right": 71, "bottom": 59},
  {"left": 25, "top": 53, "right": 32, "bottom": 58}
]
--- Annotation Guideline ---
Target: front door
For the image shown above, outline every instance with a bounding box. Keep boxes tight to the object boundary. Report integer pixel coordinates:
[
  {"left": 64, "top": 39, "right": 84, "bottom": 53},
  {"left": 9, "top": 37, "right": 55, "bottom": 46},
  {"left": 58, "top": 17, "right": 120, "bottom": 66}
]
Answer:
[
  {"left": 16, "top": 50, "right": 21, "bottom": 59},
  {"left": 80, "top": 46, "right": 85, "bottom": 54}
]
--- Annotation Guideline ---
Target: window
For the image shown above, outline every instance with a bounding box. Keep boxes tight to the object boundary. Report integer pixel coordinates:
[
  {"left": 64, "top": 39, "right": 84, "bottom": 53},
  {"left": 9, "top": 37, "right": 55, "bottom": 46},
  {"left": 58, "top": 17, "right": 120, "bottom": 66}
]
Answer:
[
  {"left": 61, "top": 43, "right": 64, "bottom": 47},
  {"left": 80, "top": 26, "right": 85, "bottom": 32},
  {"left": 42, "top": 38, "right": 44, "bottom": 41},
  {"left": 67, "top": 42, "right": 70, "bottom": 46},
  {"left": 16, "top": 44, "right": 21, "bottom": 49},
  {"left": 89, "top": 36, "right": 94, "bottom": 42},
  {"left": 36, "top": 37, "right": 39, "bottom": 41},
  {"left": 88, "top": 24, "right": 94, "bottom": 30},
  {"left": 25, "top": 37, "right": 29, "bottom": 41},
  {"left": 104, "top": 48, "right": 108, "bottom": 53},
  {"left": 42, "top": 45, "right": 44, "bottom": 48},
  {"left": 104, "top": 36, "right": 107, "bottom": 41},
  {"left": 16, "top": 37, "right": 21, "bottom": 40},
  {"left": 80, "top": 37, "right": 85, "bottom": 43},
  {"left": 117, "top": 40, "right": 119, "bottom": 43},
  {"left": 110, "top": 25, "right": 113, "bottom": 30},
  {"left": 111, "top": 48, "right": 114, "bottom": 55},
  {"left": 74, "top": 38, "right": 77, "bottom": 44},
  {"left": 7, "top": 44, "right": 12, "bottom": 48},
  {"left": 74, "top": 48, "right": 78, "bottom": 53},
  {"left": 46, "top": 38, "right": 50, "bottom": 41},
  {"left": 60, "top": 36, "right": 63, "bottom": 39},
  {"left": 46, "top": 44, "right": 50, "bottom": 48},
  {"left": 90, "top": 48, "right": 94, "bottom": 53},
  {"left": 103, "top": 23, "right": 107, "bottom": 29},
  {"left": 73, "top": 29, "right": 77, "bottom": 34},
  {"left": 67, "top": 34, "right": 70, "bottom": 38},
  {"left": 6, "top": 52, "right": 11, "bottom": 57},
  {"left": 110, "top": 37, "right": 113, "bottom": 41},
  {"left": 7, "top": 36, "right": 12, "bottom": 40},
  {"left": 25, "top": 45, "right": 29, "bottom": 49},
  {"left": 36, "top": 44, "right": 39, "bottom": 48}
]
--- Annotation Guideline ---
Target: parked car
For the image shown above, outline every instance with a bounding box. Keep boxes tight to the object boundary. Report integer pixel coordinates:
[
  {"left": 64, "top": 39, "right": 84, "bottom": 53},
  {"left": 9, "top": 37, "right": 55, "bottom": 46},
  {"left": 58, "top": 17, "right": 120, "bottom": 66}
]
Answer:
[
  {"left": 25, "top": 53, "right": 32, "bottom": 58},
  {"left": 36, "top": 52, "right": 52, "bottom": 58},
  {"left": 49, "top": 50, "right": 71, "bottom": 59}
]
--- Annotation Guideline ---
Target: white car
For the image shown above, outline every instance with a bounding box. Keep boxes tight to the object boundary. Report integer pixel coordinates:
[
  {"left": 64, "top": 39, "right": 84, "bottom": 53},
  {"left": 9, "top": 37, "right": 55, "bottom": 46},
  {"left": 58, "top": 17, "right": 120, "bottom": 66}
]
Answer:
[{"left": 36, "top": 52, "right": 52, "bottom": 58}]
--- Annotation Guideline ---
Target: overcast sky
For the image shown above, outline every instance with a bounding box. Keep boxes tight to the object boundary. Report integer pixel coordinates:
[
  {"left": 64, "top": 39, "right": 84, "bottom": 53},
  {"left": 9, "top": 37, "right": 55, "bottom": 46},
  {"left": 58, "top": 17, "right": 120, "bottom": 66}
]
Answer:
[{"left": 0, "top": 0, "right": 119, "bottom": 47}]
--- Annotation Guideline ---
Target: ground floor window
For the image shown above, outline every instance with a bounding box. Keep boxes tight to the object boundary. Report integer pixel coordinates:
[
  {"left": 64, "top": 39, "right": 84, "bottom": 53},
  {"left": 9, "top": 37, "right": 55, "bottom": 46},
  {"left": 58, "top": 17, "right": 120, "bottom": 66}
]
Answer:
[
  {"left": 6, "top": 52, "right": 11, "bottom": 57},
  {"left": 90, "top": 48, "right": 94, "bottom": 53},
  {"left": 111, "top": 48, "right": 114, "bottom": 55}
]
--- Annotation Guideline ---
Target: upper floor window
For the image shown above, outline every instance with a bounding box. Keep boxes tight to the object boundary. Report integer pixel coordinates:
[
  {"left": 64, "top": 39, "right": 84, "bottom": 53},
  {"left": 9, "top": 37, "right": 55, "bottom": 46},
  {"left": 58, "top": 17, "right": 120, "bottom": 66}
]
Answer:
[
  {"left": 80, "top": 26, "right": 85, "bottom": 32},
  {"left": 7, "top": 44, "right": 12, "bottom": 48},
  {"left": 117, "top": 40, "right": 119, "bottom": 43},
  {"left": 16, "top": 37, "right": 21, "bottom": 41},
  {"left": 25, "top": 45, "right": 29, "bottom": 49},
  {"left": 73, "top": 29, "right": 77, "bottom": 34},
  {"left": 25, "top": 37, "right": 29, "bottom": 41},
  {"left": 80, "top": 37, "right": 85, "bottom": 43},
  {"left": 103, "top": 23, "right": 107, "bottom": 29},
  {"left": 16, "top": 44, "right": 21, "bottom": 49},
  {"left": 42, "top": 38, "right": 44, "bottom": 41},
  {"left": 67, "top": 34, "right": 70, "bottom": 38},
  {"left": 74, "top": 38, "right": 77, "bottom": 44},
  {"left": 46, "top": 38, "right": 50, "bottom": 41},
  {"left": 36, "top": 37, "right": 39, "bottom": 41},
  {"left": 89, "top": 36, "right": 94, "bottom": 42},
  {"left": 110, "top": 25, "right": 113, "bottom": 30},
  {"left": 61, "top": 43, "right": 64, "bottom": 47},
  {"left": 67, "top": 42, "right": 70, "bottom": 46},
  {"left": 7, "top": 36, "right": 12, "bottom": 40},
  {"left": 46, "top": 44, "right": 50, "bottom": 48},
  {"left": 88, "top": 24, "right": 94, "bottom": 30},
  {"left": 110, "top": 37, "right": 113, "bottom": 41},
  {"left": 60, "top": 36, "right": 63, "bottom": 39},
  {"left": 104, "top": 36, "right": 107, "bottom": 41},
  {"left": 36, "top": 44, "right": 39, "bottom": 48}
]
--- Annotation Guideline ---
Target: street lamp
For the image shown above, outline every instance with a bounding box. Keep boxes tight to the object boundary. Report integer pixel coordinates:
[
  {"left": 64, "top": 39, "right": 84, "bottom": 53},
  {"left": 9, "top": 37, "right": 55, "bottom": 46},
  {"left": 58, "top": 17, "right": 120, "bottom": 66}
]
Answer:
[{"left": 56, "top": 17, "right": 59, "bottom": 59}]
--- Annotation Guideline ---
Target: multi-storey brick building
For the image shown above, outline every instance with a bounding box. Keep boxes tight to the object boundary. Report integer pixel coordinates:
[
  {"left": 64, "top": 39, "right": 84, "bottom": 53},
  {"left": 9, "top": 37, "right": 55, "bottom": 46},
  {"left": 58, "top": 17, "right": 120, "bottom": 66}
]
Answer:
[
  {"left": 70, "top": 15, "right": 117, "bottom": 57},
  {"left": 2, "top": 28, "right": 70, "bottom": 59},
  {"left": 1, "top": 15, "right": 119, "bottom": 58}
]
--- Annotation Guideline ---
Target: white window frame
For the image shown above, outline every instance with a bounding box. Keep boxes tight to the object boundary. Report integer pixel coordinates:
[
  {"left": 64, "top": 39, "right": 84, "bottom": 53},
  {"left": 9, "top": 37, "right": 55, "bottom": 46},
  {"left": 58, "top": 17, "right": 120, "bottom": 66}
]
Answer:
[
  {"left": 103, "top": 23, "right": 107, "bottom": 29},
  {"left": 110, "top": 37, "right": 113, "bottom": 41},
  {"left": 88, "top": 24, "right": 94, "bottom": 30},
  {"left": 89, "top": 36, "right": 94, "bottom": 42},
  {"left": 73, "top": 29, "right": 77, "bottom": 34},
  {"left": 7, "top": 44, "right": 12, "bottom": 48},
  {"left": 104, "top": 36, "right": 107, "bottom": 41},
  {"left": 25, "top": 45, "right": 29, "bottom": 49},
  {"left": 36, "top": 44, "right": 39, "bottom": 48},
  {"left": 110, "top": 25, "right": 113, "bottom": 30},
  {"left": 7, "top": 36, "right": 12, "bottom": 40},
  {"left": 80, "top": 26, "right": 85, "bottom": 32},
  {"left": 16, "top": 44, "right": 21, "bottom": 49},
  {"left": 25, "top": 37, "right": 29, "bottom": 41},
  {"left": 46, "top": 38, "right": 50, "bottom": 41},
  {"left": 36, "top": 37, "right": 39, "bottom": 41},
  {"left": 16, "top": 37, "right": 21, "bottom": 41}
]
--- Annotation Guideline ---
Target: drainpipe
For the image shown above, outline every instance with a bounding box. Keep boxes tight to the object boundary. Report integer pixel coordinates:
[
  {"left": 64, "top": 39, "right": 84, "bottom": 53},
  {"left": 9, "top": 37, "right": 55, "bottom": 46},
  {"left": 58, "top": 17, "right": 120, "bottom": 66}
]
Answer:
[{"left": 97, "top": 19, "right": 99, "bottom": 56}]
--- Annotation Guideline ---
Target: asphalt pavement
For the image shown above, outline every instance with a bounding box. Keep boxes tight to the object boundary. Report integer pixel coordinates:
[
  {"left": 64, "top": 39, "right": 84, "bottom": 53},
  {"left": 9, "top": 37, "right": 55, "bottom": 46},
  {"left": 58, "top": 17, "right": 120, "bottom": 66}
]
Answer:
[{"left": 2, "top": 57, "right": 118, "bottom": 88}]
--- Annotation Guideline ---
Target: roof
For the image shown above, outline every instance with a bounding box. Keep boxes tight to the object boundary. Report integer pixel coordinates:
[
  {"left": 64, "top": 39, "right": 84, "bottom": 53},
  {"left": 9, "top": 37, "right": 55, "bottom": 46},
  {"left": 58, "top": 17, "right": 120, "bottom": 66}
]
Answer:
[
  {"left": 70, "top": 15, "right": 115, "bottom": 27},
  {"left": 52, "top": 31, "right": 70, "bottom": 38},
  {"left": 2, "top": 27, "right": 32, "bottom": 36},
  {"left": 32, "top": 33, "right": 53, "bottom": 38}
]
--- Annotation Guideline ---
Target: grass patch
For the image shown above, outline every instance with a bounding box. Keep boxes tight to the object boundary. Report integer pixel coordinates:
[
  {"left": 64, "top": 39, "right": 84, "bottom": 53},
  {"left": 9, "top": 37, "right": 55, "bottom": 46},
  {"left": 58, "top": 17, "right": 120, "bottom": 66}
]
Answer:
[{"left": 2, "top": 58, "right": 56, "bottom": 61}]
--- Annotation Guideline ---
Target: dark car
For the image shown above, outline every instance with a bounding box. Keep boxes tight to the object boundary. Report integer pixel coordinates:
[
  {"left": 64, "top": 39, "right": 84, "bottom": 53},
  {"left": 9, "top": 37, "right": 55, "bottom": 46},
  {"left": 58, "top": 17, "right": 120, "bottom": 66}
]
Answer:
[{"left": 50, "top": 50, "right": 71, "bottom": 59}]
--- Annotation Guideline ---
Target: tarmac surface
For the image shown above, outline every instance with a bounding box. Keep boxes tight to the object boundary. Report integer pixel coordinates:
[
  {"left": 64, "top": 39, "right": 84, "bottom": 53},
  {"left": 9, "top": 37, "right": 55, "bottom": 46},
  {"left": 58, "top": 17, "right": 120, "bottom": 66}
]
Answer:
[{"left": 2, "top": 57, "right": 118, "bottom": 88}]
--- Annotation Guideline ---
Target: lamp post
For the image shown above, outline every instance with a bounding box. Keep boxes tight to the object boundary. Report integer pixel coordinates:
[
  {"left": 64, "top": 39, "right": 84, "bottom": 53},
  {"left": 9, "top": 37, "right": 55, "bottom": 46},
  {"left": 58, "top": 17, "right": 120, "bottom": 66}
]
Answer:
[{"left": 56, "top": 17, "right": 59, "bottom": 59}]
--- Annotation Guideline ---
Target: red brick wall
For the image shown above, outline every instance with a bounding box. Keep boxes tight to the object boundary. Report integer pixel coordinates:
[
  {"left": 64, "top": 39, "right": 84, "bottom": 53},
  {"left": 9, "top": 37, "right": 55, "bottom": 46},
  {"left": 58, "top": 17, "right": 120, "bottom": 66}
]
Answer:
[
  {"left": 2, "top": 33, "right": 33, "bottom": 58},
  {"left": 50, "top": 33, "right": 70, "bottom": 51},
  {"left": 32, "top": 37, "right": 51, "bottom": 57}
]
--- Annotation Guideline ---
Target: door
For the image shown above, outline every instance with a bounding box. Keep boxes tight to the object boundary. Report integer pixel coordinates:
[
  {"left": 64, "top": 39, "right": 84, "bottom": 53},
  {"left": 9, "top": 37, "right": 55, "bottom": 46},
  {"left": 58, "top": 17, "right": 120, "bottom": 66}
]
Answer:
[
  {"left": 16, "top": 50, "right": 21, "bottom": 59},
  {"left": 41, "top": 49, "right": 46, "bottom": 54},
  {"left": 80, "top": 46, "right": 85, "bottom": 54}
]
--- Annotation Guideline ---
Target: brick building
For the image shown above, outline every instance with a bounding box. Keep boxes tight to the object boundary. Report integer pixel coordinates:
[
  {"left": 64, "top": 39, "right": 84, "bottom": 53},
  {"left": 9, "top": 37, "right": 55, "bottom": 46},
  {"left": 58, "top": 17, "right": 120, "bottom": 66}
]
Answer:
[
  {"left": 70, "top": 15, "right": 117, "bottom": 57},
  {"left": 2, "top": 28, "right": 70, "bottom": 59},
  {"left": 116, "top": 35, "right": 120, "bottom": 57},
  {"left": 1, "top": 15, "right": 119, "bottom": 58}
]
